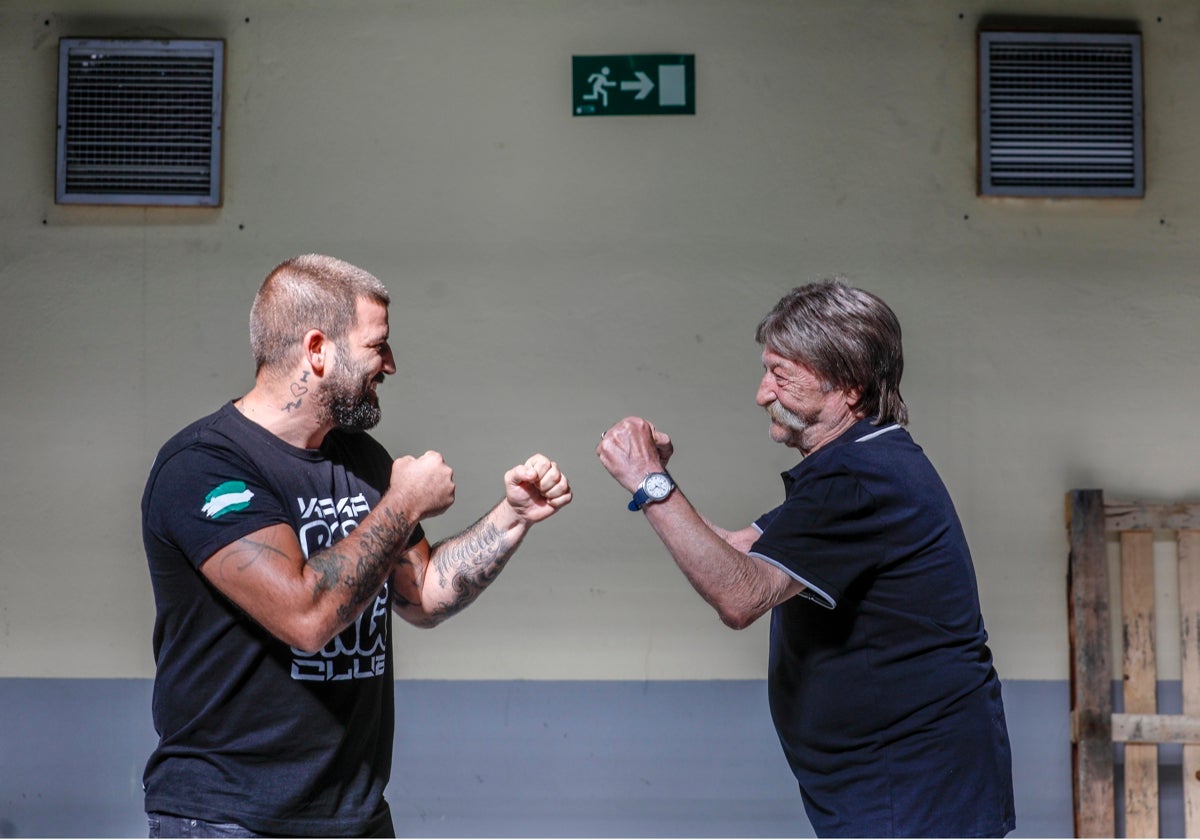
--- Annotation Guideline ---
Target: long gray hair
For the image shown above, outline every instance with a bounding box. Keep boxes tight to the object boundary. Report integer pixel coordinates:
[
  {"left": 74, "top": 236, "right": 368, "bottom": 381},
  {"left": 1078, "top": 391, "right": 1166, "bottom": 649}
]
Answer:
[{"left": 755, "top": 279, "right": 908, "bottom": 426}]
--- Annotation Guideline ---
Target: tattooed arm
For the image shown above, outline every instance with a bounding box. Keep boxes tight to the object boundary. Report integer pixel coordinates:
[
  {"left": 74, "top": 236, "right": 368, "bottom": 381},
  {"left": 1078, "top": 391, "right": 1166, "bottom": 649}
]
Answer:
[
  {"left": 391, "top": 454, "right": 572, "bottom": 628},
  {"left": 389, "top": 513, "right": 518, "bottom": 629},
  {"left": 199, "top": 451, "right": 456, "bottom": 652}
]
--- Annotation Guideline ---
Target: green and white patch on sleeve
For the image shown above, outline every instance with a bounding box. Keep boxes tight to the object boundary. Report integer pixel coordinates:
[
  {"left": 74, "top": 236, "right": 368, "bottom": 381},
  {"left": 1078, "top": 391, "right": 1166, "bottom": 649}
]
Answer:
[{"left": 202, "top": 480, "right": 255, "bottom": 519}]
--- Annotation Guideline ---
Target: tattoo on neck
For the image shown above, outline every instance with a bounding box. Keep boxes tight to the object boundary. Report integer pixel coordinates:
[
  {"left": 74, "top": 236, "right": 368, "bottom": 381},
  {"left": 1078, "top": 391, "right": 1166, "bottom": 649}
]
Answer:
[{"left": 282, "top": 371, "right": 311, "bottom": 413}]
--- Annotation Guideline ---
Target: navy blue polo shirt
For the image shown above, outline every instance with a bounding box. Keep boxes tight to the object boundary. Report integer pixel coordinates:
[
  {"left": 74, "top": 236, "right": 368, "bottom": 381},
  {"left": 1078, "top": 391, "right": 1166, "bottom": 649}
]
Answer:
[{"left": 749, "top": 419, "right": 1014, "bottom": 838}]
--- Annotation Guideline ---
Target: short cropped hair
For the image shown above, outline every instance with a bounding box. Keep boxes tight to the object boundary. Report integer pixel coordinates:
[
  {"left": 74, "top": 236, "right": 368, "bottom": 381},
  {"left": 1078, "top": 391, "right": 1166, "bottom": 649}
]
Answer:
[
  {"left": 249, "top": 254, "right": 390, "bottom": 375},
  {"left": 755, "top": 279, "right": 908, "bottom": 426}
]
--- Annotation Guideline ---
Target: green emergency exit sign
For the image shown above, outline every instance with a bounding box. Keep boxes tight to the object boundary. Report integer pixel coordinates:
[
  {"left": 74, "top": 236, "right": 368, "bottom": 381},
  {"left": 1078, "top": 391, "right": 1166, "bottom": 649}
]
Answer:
[{"left": 572, "top": 54, "right": 695, "bottom": 116}]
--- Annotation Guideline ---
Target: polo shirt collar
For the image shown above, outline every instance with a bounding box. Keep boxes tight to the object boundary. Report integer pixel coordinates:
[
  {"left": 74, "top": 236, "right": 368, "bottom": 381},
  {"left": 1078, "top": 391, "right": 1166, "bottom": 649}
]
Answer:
[{"left": 779, "top": 417, "right": 896, "bottom": 493}]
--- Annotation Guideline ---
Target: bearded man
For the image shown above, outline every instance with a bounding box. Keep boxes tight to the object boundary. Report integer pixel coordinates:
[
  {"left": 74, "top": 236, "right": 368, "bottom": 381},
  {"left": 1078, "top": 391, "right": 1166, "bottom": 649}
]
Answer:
[{"left": 141, "top": 254, "right": 572, "bottom": 837}]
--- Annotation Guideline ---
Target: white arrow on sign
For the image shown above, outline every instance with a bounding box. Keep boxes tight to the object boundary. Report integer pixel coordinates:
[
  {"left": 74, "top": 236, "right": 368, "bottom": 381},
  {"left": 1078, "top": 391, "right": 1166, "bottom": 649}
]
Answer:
[{"left": 619, "top": 70, "right": 655, "bottom": 100}]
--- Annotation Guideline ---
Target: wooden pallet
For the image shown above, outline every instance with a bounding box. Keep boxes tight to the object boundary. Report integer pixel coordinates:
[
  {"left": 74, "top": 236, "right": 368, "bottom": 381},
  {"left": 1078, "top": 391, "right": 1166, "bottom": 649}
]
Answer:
[{"left": 1066, "top": 489, "right": 1200, "bottom": 837}]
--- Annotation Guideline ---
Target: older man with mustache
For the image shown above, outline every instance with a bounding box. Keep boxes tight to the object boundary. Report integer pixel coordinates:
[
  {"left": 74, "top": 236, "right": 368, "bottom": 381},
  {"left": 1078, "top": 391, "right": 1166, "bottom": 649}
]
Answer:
[{"left": 597, "top": 280, "right": 1014, "bottom": 838}]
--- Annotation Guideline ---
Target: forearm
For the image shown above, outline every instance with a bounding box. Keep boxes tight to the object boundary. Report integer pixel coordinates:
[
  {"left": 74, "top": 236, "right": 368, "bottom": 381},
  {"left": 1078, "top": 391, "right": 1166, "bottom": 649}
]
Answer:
[
  {"left": 304, "top": 502, "right": 418, "bottom": 631},
  {"left": 419, "top": 500, "right": 528, "bottom": 626},
  {"left": 643, "top": 493, "right": 792, "bottom": 629},
  {"left": 206, "top": 499, "right": 420, "bottom": 653},
  {"left": 596, "top": 416, "right": 794, "bottom": 627},
  {"left": 698, "top": 515, "right": 760, "bottom": 553}
]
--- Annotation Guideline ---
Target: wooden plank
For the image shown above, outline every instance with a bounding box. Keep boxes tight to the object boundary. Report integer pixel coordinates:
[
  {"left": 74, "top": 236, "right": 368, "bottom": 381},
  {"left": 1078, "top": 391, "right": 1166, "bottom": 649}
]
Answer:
[
  {"left": 1107, "top": 500, "right": 1200, "bottom": 532},
  {"left": 1113, "top": 714, "right": 1200, "bottom": 744},
  {"left": 1067, "top": 489, "right": 1115, "bottom": 838},
  {"left": 1121, "top": 531, "right": 1158, "bottom": 838},
  {"left": 1181, "top": 530, "right": 1200, "bottom": 838}
]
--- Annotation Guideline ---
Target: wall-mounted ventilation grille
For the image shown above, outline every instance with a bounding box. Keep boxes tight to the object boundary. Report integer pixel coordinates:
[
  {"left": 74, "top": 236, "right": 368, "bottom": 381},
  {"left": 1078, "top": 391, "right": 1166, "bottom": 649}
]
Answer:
[
  {"left": 56, "top": 38, "right": 224, "bottom": 206},
  {"left": 979, "top": 31, "right": 1143, "bottom": 198}
]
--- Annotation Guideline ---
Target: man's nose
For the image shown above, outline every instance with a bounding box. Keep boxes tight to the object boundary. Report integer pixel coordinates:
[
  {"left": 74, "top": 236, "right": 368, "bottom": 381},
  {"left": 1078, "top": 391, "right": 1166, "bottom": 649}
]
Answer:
[{"left": 755, "top": 373, "right": 774, "bottom": 406}]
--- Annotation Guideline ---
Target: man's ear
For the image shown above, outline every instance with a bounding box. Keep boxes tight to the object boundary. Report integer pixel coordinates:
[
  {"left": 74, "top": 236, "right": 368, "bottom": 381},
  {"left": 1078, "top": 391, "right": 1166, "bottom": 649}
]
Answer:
[
  {"left": 302, "top": 329, "right": 330, "bottom": 377},
  {"left": 844, "top": 386, "right": 863, "bottom": 412}
]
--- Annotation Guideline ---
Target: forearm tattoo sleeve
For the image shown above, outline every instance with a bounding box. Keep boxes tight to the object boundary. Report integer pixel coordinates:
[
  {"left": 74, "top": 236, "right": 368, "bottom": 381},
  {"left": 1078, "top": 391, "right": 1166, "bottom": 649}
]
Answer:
[
  {"left": 305, "top": 506, "right": 415, "bottom": 625},
  {"left": 424, "top": 517, "right": 516, "bottom": 622}
]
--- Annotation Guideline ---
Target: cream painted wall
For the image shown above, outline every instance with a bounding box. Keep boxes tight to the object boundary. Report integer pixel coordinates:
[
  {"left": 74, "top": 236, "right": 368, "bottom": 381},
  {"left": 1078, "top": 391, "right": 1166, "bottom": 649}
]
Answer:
[{"left": 1, "top": 0, "right": 1197, "bottom": 681}]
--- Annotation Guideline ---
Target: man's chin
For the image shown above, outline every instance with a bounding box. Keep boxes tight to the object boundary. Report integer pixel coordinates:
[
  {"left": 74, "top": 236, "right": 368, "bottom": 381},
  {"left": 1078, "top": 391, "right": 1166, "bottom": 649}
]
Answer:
[
  {"left": 768, "top": 422, "right": 800, "bottom": 447},
  {"left": 768, "top": 425, "right": 786, "bottom": 443},
  {"left": 332, "top": 400, "right": 382, "bottom": 433}
]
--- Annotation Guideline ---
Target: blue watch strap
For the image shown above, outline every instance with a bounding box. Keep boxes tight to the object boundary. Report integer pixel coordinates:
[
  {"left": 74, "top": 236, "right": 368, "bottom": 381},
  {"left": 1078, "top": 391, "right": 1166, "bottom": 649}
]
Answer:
[{"left": 628, "top": 488, "right": 651, "bottom": 512}]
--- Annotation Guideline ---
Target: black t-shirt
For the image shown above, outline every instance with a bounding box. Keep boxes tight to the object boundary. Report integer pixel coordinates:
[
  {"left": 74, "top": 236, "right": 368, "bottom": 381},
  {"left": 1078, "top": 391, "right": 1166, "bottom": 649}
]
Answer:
[
  {"left": 141, "top": 402, "right": 423, "bottom": 836},
  {"left": 750, "top": 420, "right": 1015, "bottom": 838}
]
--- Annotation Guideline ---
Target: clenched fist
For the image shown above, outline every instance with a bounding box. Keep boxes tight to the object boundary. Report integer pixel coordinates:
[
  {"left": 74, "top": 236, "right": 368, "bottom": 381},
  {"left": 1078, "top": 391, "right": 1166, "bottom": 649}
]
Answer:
[
  {"left": 504, "top": 454, "right": 572, "bottom": 525},
  {"left": 596, "top": 417, "right": 673, "bottom": 492},
  {"left": 389, "top": 450, "right": 456, "bottom": 520}
]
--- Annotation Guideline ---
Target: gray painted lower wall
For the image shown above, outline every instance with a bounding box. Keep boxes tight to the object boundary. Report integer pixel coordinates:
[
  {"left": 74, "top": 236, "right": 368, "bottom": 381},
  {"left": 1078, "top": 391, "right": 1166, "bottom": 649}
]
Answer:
[{"left": 3, "top": 679, "right": 1079, "bottom": 838}]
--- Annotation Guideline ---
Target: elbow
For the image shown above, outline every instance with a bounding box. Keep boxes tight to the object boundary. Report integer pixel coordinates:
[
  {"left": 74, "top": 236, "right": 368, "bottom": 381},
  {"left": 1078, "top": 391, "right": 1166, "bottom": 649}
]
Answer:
[
  {"left": 716, "top": 603, "right": 761, "bottom": 631},
  {"left": 278, "top": 613, "right": 344, "bottom": 655},
  {"left": 283, "top": 625, "right": 335, "bottom": 656},
  {"left": 391, "top": 599, "right": 453, "bottom": 631},
  {"left": 283, "top": 634, "right": 327, "bottom": 656},
  {"left": 712, "top": 583, "right": 777, "bottom": 630},
  {"left": 403, "top": 612, "right": 447, "bottom": 631}
]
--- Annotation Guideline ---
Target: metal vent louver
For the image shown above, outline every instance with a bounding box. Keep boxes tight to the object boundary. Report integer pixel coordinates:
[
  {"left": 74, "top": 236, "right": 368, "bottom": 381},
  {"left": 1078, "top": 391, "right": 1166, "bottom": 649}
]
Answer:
[
  {"left": 56, "top": 38, "right": 224, "bottom": 206},
  {"left": 979, "top": 31, "right": 1143, "bottom": 198}
]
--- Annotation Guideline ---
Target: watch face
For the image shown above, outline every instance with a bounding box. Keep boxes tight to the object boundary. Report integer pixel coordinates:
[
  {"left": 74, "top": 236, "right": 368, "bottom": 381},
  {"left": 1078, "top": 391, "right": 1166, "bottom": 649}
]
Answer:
[{"left": 644, "top": 473, "right": 673, "bottom": 500}]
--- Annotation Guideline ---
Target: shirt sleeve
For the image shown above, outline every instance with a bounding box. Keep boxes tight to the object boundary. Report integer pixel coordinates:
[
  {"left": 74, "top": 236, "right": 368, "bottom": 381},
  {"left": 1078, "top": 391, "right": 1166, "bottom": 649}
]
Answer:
[
  {"left": 748, "top": 468, "right": 881, "bottom": 610},
  {"left": 145, "top": 443, "right": 292, "bottom": 570},
  {"left": 146, "top": 441, "right": 428, "bottom": 571}
]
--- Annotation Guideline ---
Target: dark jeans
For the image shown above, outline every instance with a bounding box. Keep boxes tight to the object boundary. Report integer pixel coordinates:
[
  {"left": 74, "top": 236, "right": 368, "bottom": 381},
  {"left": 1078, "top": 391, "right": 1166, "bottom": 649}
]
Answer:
[
  {"left": 147, "top": 811, "right": 396, "bottom": 838},
  {"left": 148, "top": 813, "right": 263, "bottom": 838}
]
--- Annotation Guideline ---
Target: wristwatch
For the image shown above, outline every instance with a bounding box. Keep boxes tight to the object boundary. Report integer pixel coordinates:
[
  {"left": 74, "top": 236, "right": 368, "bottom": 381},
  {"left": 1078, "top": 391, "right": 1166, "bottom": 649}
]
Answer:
[{"left": 628, "top": 472, "right": 675, "bottom": 511}]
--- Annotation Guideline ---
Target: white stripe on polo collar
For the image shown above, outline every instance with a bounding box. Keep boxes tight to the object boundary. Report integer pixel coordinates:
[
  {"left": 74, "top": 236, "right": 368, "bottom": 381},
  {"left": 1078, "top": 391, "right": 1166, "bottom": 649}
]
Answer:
[{"left": 855, "top": 423, "right": 902, "bottom": 443}]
